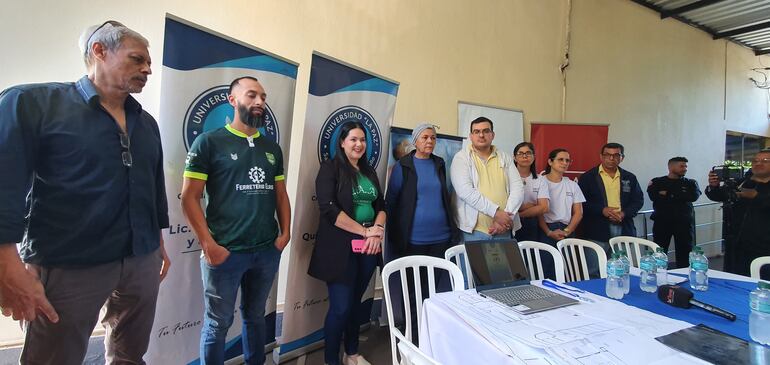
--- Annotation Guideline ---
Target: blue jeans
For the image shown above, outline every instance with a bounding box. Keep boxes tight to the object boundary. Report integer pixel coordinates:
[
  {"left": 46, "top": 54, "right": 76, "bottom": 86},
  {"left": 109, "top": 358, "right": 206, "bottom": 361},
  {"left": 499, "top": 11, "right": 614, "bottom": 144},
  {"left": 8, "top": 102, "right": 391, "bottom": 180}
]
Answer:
[
  {"left": 462, "top": 230, "right": 512, "bottom": 242},
  {"left": 324, "top": 253, "right": 378, "bottom": 365},
  {"left": 608, "top": 224, "right": 623, "bottom": 238},
  {"left": 200, "top": 247, "right": 281, "bottom": 365}
]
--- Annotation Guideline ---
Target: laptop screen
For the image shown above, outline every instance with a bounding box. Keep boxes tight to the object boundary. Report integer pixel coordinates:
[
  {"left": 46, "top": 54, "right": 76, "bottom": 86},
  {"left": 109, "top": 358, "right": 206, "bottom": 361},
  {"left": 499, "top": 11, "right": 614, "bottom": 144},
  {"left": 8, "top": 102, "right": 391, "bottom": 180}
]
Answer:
[{"left": 465, "top": 239, "right": 530, "bottom": 290}]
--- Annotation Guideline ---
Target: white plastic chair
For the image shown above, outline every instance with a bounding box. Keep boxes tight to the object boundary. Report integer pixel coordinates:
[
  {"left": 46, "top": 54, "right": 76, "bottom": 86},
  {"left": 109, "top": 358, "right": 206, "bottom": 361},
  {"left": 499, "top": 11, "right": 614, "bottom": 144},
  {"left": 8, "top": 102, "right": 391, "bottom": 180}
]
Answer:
[
  {"left": 557, "top": 238, "right": 608, "bottom": 281},
  {"left": 393, "top": 326, "right": 441, "bottom": 365},
  {"left": 444, "top": 244, "right": 474, "bottom": 289},
  {"left": 517, "top": 240, "right": 567, "bottom": 283},
  {"left": 609, "top": 236, "right": 661, "bottom": 267},
  {"left": 750, "top": 256, "right": 770, "bottom": 279},
  {"left": 382, "top": 256, "right": 465, "bottom": 365}
]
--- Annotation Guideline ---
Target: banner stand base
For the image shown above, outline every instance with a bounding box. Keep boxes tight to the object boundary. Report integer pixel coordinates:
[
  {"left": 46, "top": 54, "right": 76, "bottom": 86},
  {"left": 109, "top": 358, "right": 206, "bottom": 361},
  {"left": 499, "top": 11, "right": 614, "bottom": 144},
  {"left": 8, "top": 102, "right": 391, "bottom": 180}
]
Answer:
[
  {"left": 222, "top": 341, "right": 277, "bottom": 365},
  {"left": 272, "top": 340, "right": 325, "bottom": 364}
]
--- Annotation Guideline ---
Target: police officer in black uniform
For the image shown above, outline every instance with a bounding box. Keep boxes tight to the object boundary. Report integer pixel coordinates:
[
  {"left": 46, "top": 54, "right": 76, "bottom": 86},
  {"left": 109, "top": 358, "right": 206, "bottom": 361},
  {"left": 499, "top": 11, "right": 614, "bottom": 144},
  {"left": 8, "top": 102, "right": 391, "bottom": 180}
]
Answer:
[{"left": 647, "top": 157, "right": 701, "bottom": 268}]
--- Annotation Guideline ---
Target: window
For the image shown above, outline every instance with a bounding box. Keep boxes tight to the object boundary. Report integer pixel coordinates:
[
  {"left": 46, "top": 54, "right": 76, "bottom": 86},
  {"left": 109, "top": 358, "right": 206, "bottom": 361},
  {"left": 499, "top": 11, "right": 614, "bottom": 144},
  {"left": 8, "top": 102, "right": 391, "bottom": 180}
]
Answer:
[{"left": 725, "top": 131, "right": 770, "bottom": 167}]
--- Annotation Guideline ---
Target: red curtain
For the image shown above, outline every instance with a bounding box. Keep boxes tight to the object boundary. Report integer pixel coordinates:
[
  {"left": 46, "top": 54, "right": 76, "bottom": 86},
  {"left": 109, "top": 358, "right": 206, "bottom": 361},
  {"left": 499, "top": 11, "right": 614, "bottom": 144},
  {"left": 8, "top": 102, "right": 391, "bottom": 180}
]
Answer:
[{"left": 530, "top": 124, "right": 608, "bottom": 180}]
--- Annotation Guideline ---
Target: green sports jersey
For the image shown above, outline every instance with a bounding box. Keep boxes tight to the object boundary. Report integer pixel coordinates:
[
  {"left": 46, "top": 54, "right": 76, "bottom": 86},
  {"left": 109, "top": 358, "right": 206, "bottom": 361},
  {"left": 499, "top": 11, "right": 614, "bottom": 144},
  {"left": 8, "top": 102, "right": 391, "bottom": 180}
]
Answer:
[{"left": 184, "top": 124, "right": 285, "bottom": 252}]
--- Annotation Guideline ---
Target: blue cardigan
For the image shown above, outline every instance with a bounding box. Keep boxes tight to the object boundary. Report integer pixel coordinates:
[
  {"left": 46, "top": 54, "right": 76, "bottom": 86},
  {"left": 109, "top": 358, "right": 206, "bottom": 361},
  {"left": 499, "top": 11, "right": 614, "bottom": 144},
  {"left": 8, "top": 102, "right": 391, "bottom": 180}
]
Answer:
[{"left": 577, "top": 165, "right": 644, "bottom": 242}]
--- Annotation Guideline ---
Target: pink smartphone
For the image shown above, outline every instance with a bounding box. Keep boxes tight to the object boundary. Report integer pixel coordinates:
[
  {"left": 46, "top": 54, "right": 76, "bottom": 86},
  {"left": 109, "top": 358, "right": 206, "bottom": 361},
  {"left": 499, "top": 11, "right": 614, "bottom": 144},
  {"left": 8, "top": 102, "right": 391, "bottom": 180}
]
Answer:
[{"left": 351, "top": 239, "right": 366, "bottom": 253}]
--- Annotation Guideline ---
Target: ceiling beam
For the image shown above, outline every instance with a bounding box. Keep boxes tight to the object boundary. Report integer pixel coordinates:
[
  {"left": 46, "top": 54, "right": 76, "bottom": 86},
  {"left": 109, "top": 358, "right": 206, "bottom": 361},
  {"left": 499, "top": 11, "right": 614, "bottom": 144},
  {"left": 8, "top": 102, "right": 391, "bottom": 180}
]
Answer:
[
  {"left": 629, "top": 0, "right": 720, "bottom": 37},
  {"left": 661, "top": 0, "right": 726, "bottom": 19},
  {"left": 714, "top": 21, "right": 770, "bottom": 39},
  {"left": 756, "top": 48, "right": 770, "bottom": 56}
]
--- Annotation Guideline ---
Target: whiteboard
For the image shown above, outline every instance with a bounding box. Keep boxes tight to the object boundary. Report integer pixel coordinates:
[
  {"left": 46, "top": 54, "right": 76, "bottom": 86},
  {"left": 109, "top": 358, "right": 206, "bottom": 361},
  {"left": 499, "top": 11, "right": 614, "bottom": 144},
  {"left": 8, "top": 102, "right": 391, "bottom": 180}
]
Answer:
[{"left": 458, "top": 101, "right": 524, "bottom": 156}]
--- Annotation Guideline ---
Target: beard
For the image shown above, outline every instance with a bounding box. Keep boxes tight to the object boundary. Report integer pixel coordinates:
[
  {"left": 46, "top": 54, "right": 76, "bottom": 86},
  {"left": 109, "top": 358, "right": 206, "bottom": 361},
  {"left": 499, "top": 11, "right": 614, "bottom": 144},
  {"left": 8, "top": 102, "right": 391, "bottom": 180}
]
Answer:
[
  {"left": 125, "top": 76, "right": 148, "bottom": 94},
  {"left": 238, "top": 103, "right": 265, "bottom": 128}
]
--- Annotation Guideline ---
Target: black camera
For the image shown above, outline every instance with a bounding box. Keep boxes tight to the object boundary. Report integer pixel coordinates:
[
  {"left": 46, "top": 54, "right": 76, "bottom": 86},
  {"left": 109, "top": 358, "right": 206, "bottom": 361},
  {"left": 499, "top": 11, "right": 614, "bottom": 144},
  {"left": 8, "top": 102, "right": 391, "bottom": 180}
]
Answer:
[
  {"left": 711, "top": 165, "right": 744, "bottom": 183},
  {"left": 711, "top": 165, "right": 747, "bottom": 204}
]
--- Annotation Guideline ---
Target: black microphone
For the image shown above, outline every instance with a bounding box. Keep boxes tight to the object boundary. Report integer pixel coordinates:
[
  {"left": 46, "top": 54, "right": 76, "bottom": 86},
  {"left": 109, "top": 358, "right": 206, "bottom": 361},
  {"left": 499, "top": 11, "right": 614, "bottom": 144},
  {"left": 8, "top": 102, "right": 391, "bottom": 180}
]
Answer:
[{"left": 657, "top": 285, "right": 736, "bottom": 321}]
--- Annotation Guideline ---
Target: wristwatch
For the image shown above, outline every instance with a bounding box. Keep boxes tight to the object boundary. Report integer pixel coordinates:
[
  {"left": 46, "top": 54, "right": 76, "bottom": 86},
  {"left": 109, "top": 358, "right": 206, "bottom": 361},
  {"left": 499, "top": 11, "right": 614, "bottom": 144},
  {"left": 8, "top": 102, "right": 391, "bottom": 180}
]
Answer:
[{"left": 563, "top": 228, "right": 571, "bottom": 235}]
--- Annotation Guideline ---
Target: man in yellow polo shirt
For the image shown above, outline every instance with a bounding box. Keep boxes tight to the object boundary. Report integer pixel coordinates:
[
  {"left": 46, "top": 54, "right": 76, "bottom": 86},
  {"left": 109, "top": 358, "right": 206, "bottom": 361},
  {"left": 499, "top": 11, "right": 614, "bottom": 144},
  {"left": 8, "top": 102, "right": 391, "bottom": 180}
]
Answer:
[
  {"left": 450, "top": 117, "right": 524, "bottom": 241},
  {"left": 578, "top": 142, "right": 644, "bottom": 243}
]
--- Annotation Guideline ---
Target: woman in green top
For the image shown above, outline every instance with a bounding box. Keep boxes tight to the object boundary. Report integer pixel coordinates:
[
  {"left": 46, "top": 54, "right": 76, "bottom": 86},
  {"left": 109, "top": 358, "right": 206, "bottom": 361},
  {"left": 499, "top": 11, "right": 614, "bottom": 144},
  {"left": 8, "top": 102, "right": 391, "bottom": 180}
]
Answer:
[{"left": 308, "top": 122, "right": 386, "bottom": 365}]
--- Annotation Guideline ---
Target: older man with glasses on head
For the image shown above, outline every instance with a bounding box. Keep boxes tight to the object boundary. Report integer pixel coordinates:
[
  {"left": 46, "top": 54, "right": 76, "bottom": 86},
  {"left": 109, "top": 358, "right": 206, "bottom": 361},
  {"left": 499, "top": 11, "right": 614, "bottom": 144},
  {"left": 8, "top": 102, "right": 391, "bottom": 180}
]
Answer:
[
  {"left": 0, "top": 21, "right": 169, "bottom": 364},
  {"left": 706, "top": 149, "right": 770, "bottom": 279}
]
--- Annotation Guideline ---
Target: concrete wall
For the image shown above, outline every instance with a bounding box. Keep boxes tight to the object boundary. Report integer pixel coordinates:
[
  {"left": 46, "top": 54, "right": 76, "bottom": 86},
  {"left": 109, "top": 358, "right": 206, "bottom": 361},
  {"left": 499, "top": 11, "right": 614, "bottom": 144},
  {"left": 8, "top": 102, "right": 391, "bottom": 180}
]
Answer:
[{"left": 1, "top": 0, "right": 768, "bottom": 321}]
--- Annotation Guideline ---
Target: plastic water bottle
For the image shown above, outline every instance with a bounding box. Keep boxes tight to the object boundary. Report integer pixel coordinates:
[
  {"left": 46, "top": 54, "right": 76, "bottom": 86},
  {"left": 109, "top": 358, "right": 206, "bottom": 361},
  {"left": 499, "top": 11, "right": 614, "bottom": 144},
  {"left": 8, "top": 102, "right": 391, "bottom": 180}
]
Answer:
[
  {"left": 605, "top": 253, "right": 624, "bottom": 300},
  {"left": 750, "top": 281, "right": 770, "bottom": 345},
  {"left": 619, "top": 250, "right": 631, "bottom": 294},
  {"left": 639, "top": 253, "right": 658, "bottom": 293},
  {"left": 689, "top": 247, "right": 709, "bottom": 291},
  {"left": 653, "top": 247, "right": 668, "bottom": 286}
]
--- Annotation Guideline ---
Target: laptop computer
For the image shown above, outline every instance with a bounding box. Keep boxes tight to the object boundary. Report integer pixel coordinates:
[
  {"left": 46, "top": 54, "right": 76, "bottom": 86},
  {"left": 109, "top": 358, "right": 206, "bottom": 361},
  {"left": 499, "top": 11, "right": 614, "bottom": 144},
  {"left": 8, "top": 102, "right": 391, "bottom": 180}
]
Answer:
[{"left": 465, "top": 239, "right": 578, "bottom": 314}]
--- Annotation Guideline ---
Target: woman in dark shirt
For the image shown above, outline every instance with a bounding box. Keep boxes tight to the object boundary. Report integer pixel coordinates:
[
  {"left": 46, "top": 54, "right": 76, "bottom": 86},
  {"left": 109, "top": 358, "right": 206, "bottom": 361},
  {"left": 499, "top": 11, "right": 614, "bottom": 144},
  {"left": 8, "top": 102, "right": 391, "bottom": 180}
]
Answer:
[{"left": 308, "top": 122, "right": 385, "bottom": 365}]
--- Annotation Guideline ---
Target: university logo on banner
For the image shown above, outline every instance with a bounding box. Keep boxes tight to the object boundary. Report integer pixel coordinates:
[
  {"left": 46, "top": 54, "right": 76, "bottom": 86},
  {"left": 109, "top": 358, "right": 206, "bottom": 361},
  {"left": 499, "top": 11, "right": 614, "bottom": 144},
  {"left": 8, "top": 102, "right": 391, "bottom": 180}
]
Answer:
[
  {"left": 317, "top": 105, "right": 382, "bottom": 166},
  {"left": 183, "top": 85, "right": 280, "bottom": 150},
  {"left": 151, "top": 15, "right": 297, "bottom": 365}
]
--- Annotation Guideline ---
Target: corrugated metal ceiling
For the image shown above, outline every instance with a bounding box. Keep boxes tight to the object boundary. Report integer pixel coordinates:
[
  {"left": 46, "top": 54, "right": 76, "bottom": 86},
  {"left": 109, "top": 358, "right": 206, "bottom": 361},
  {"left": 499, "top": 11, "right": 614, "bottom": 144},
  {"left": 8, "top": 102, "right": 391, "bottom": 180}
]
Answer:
[{"left": 631, "top": 0, "right": 770, "bottom": 55}]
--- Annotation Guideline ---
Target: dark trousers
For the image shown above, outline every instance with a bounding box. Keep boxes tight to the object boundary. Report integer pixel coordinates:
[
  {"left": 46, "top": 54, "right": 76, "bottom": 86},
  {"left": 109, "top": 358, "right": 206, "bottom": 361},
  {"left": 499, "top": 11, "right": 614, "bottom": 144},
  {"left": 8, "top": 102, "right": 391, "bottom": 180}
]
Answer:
[
  {"left": 324, "top": 253, "right": 378, "bottom": 365},
  {"left": 21, "top": 249, "right": 162, "bottom": 365},
  {"left": 515, "top": 217, "right": 540, "bottom": 242},
  {"left": 653, "top": 219, "right": 694, "bottom": 269},
  {"left": 537, "top": 222, "right": 566, "bottom": 281}
]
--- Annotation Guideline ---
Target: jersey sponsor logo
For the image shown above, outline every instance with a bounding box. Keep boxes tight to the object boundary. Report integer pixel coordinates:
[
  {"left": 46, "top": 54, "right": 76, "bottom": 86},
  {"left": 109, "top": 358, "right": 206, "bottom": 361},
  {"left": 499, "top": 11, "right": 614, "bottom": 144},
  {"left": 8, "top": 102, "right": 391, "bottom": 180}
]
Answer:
[
  {"left": 231, "top": 153, "right": 238, "bottom": 160},
  {"left": 317, "top": 105, "right": 382, "bottom": 168},
  {"left": 236, "top": 166, "right": 274, "bottom": 193},
  {"left": 249, "top": 166, "right": 266, "bottom": 184},
  {"left": 265, "top": 152, "right": 276, "bottom": 165},
  {"left": 183, "top": 85, "right": 279, "bottom": 150}
]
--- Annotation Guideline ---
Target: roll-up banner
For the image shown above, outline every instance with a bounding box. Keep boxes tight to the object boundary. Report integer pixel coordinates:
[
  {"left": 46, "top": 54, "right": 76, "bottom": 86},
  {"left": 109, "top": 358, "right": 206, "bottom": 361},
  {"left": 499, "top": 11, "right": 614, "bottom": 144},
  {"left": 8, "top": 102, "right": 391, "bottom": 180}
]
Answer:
[
  {"left": 149, "top": 15, "right": 298, "bottom": 364},
  {"left": 275, "top": 52, "right": 398, "bottom": 363}
]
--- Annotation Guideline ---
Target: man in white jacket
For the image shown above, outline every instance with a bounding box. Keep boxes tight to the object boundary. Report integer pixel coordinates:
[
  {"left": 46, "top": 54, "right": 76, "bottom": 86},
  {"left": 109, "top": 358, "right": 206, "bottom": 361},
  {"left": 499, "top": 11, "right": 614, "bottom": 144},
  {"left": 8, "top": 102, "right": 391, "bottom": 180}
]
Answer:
[{"left": 451, "top": 117, "right": 524, "bottom": 241}]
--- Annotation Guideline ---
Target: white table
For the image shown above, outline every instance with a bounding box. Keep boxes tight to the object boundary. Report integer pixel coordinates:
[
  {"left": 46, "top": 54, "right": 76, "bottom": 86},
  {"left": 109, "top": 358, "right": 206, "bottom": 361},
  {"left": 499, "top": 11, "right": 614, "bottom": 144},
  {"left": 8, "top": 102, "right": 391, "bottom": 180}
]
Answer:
[{"left": 419, "top": 270, "right": 757, "bottom": 365}]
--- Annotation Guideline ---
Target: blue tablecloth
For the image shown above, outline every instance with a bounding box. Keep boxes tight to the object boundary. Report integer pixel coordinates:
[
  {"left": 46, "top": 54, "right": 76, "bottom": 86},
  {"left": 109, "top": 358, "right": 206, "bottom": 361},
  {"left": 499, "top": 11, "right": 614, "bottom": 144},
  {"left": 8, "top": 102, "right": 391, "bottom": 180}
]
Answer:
[{"left": 570, "top": 276, "right": 756, "bottom": 341}]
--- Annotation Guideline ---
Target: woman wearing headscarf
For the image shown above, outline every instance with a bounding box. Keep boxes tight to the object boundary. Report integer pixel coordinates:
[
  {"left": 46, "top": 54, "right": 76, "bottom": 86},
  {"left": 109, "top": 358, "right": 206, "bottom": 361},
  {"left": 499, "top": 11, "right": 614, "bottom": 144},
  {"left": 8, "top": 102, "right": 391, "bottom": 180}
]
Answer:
[
  {"left": 385, "top": 123, "right": 461, "bottom": 272},
  {"left": 384, "top": 124, "right": 461, "bottom": 340}
]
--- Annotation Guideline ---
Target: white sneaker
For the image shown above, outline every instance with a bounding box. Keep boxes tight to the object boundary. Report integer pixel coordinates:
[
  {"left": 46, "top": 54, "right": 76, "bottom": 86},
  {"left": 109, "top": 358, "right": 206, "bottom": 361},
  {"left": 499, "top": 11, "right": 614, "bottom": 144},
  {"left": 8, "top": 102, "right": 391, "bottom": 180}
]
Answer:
[{"left": 343, "top": 354, "right": 372, "bottom": 365}]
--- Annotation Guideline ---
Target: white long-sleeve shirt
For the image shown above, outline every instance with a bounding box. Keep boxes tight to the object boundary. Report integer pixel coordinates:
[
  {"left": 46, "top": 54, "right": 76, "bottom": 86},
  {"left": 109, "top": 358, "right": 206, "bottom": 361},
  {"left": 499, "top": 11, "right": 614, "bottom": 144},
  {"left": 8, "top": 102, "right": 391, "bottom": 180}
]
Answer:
[{"left": 450, "top": 145, "right": 524, "bottom": 234}]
